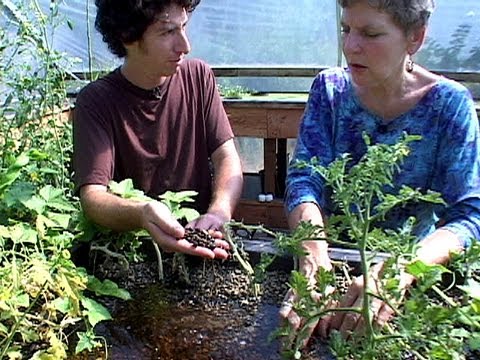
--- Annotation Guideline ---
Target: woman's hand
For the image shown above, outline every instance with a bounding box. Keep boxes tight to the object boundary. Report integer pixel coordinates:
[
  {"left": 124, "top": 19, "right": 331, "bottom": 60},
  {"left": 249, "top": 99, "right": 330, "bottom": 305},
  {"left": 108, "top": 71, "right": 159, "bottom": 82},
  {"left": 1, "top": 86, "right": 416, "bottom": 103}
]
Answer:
[
  {"left": 279, "top": 251, "right": 334, "bottom": 347},
  {"left": 320, "top": 262, "right": 414, "bottom": 339}
]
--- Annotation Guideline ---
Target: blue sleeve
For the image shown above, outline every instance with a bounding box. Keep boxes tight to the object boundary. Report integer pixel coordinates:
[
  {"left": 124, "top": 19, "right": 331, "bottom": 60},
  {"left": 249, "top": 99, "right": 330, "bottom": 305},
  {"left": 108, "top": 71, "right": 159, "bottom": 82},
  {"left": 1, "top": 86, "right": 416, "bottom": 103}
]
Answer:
[
  {"left": 432, "top": 89, "right": 480, "bottom": 247},
  {"left": 285, "top": 73, "right": 335, "bottom": 213}
]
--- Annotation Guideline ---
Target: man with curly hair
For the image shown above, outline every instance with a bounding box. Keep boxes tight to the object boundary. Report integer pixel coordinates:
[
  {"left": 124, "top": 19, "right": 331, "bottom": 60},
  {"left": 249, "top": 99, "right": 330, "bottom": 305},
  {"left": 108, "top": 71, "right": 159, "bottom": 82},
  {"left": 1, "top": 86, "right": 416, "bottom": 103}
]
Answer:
[{"left": 73, "top": 0, "right": 243, "bottom": 259}]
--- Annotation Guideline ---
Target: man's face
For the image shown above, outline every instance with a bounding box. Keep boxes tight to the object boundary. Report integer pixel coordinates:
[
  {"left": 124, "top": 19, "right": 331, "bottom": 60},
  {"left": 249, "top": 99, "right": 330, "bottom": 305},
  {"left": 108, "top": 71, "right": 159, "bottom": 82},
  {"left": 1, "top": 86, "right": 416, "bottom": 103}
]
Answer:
[{"left": 125, "top": 4, "right": 191, "bottom": 77}]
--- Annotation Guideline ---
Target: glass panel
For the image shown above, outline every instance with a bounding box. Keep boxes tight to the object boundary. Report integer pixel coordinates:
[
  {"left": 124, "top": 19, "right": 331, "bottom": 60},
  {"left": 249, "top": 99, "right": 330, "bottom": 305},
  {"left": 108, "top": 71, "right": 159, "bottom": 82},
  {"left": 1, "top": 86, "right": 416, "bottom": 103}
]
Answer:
[
  {"left": 416, "top": 0, "right": 480, "bottom": 72},
  {"left": 188, "top": 0, "right": 339, "bottom": 67},
  {"left": 234, "top": 137, "right": 264, "bottom": 200},
  {"left": 234, "top": 137, "right": 263, "bottom": 173},
  {"left": 33, "top": 0, "right": 339, "bottom": 73},
  {"left": 47, "top": 0, "right": 119, "bottom": 73},
  {"left": 6, "top": 0, "right": 479, "bottom": 79}
]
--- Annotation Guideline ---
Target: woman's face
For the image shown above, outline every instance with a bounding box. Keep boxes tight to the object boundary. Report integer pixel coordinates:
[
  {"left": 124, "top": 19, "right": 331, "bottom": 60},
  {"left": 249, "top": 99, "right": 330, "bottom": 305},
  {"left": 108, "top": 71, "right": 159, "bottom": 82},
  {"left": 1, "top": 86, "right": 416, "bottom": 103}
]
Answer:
[{"left": 341, "top": 2, "right": 416, "bottom": 88}]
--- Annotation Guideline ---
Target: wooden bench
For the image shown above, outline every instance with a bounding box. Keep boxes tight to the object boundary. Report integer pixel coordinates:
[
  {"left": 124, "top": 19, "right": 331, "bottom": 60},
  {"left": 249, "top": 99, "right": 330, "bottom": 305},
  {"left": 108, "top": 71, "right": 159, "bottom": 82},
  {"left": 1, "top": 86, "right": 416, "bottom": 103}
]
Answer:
[{"left": 223, "top": 95, "right": 306, "bottom": 229}]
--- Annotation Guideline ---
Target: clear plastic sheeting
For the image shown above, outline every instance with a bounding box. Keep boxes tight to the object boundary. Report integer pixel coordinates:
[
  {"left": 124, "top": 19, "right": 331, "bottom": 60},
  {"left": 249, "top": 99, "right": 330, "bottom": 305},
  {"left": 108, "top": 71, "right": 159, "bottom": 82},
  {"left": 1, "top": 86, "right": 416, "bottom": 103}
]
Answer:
[{"left": 2, "top": 0, "right": 477, "bottom": 76}]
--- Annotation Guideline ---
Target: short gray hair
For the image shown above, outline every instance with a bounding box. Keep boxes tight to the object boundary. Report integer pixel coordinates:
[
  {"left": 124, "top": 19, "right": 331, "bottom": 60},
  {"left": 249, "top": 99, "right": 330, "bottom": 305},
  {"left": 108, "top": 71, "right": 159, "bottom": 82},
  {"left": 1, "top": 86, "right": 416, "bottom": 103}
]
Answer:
[{"left": 338, "top": 0, "right": 435, "bottom": 33}]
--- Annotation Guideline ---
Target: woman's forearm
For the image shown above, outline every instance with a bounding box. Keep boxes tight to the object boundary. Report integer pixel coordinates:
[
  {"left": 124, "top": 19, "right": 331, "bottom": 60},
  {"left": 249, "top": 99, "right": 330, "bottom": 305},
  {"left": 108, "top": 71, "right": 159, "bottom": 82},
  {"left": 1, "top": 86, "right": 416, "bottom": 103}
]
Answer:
[
  {"left": 416, "top": 228, "right": 464, "bottom": 265},
  {"left": 288, "top": 202, "right": 332, "bottom": 270}
]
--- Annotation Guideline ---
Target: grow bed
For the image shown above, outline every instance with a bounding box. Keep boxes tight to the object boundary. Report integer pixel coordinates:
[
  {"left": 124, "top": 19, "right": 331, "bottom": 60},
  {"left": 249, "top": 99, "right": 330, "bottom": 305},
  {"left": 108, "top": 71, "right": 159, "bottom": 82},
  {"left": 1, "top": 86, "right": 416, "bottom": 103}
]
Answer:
[
  {"left": 70, "top": 238, "right": 338, "bottom": 360},
  {"left": 70, "top": 238, "right": 479, "bottom": 360}
]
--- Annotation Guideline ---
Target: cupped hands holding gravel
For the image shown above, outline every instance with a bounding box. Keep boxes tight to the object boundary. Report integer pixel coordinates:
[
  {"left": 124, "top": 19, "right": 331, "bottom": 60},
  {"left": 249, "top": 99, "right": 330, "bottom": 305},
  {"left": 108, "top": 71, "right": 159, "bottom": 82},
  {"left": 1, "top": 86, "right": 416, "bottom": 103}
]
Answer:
[{"left": 178, "top": 227, "right": 230, "bottom": 259}]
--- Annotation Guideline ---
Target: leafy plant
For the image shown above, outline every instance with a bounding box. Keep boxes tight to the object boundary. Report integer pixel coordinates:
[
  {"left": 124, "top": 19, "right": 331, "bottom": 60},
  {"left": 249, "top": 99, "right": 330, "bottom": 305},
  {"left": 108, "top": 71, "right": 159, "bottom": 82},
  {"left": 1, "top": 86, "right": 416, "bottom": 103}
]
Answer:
[
  {"left": 0, "top": 152, "right": 130, "bottom": 359},
  {"left": 159, "top": 190, "right": 200, "bottom": 223},
  {"left": 0, "top": 2, "right": 131, "bottom": 358},
  {"left": 218, "top": 84, "right": 251, "bottom": 99},
  {"left": 83, "top": 179, "right": 202, "bottom": 280},
  {"left": 275, "top": 133, "right": 480, "bottom": 359}
]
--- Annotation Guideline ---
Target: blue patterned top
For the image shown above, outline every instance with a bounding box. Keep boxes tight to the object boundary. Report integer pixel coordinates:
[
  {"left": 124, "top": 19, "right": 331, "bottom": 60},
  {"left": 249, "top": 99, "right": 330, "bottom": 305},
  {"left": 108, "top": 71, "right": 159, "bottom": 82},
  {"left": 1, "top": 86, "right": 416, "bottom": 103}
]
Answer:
[{"left": 285, "top": 67, "right": 480, "bottom": 247}]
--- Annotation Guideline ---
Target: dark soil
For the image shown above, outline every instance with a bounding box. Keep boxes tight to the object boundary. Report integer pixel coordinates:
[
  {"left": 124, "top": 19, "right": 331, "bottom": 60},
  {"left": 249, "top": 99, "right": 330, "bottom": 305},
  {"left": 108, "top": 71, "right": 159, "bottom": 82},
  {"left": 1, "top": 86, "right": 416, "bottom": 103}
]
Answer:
[
  {"left": 182, "top": 228, "right": 217, "bottom": 250},
  {"left": 71, "top": 243, "right": 333, "bottom": 360},
  {"left": 70, "top": 240, "right": 480, "bottom": 360}
]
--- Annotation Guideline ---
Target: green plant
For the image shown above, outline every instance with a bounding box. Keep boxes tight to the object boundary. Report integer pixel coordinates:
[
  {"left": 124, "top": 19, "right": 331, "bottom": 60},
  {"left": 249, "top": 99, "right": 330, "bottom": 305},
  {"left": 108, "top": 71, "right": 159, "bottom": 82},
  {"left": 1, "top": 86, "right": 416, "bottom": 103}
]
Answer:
[
  {"left": 218, "top": 84, "right": 251, "bottom": 99},
  {"left": 275, "top": 133, "right": 480, "bottom": 359},
  {"left": 0, "top": 2, "right": 131, "bottom": 358},
  {"left": 0, "top": 0, "right": 74, "bottom": 189},
  {"left": 83, "top": 179, "right": 201, "bottom": 280},
  {"left": 0, "top": 152, "right": 130, "bottom": 359}
]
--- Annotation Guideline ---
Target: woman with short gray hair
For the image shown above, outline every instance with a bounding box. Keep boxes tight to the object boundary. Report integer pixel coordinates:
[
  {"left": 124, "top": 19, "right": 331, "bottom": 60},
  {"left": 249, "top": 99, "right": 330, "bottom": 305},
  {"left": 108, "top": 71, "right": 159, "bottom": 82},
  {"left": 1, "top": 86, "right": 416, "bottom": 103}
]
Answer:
[
  {"left": 338, "top": 0, "right": 435, "bottom": 32},
  {"left": 281, "top": 0, "right": 480, "bottom": 346}
]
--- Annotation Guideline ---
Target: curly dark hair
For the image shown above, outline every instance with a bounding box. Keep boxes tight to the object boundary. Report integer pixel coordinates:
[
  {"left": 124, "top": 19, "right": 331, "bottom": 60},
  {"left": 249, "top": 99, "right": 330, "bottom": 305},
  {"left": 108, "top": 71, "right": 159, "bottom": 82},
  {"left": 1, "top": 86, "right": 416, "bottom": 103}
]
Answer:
[{"left": 95, "top": 0, "right": 201, "bottom": 58}]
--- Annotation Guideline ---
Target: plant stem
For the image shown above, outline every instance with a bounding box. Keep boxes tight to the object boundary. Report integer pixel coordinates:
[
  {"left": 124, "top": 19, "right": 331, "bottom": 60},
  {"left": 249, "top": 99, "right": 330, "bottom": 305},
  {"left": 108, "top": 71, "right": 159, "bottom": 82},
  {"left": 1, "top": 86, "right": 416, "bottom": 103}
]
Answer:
[
  {"left": 0, "top": 280, "right": 48, "bottom": 358},
  {"left": 432, "top": 284, "right": 458, "bottom": 307},
  {"left": 86, "top": 0, "right": 94, "bottom": 81},
  {"left": 223, "top": 230, "right": 254, "bottom": 276},
  {"left": 152, "top": 241, "right": 164, "bottom": 281},
  {"left": 227, "top": 220, "right": 278, "bottom": 238},
  {"left": 359, "top": 194, "right": 375, "bottom": 342},
  {"left": 90, "top": 244, "right": 129, "bottom": 270},
  {"left": 223, "top": 227, "right": 260, "bottom": 295}
]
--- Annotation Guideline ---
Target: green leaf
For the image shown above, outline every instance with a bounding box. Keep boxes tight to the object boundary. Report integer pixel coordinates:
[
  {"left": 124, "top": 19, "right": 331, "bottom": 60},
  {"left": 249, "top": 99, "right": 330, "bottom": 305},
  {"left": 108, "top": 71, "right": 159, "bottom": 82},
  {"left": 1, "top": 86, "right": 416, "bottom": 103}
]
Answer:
[
  {"left": 13, "top": 293, "right": 30, "bottom": 308},
  {"left": 0, "top": 152, "right": 30, "bottom": 194},
  {"left": 406, "top": 260, "right": 449, "bottom": 278},
  {"left": 458, "top": 280, "right": 480, "bottom": 300},
  {"left": 109, "top": 179, "right": 135, "bottom": 194},
  {"left": 0, "top": 323, "right": 9, "bottom": 335},
  {"left": 4, "top": 223, "right": 38, "bottom": 244},
  {"left": 108, "top": 179, "right": 151, "bottom": 201},
  {"left": 47, "top": 199, "right": 78, "bottom": 212},
  {"left": 4, "top": 181, "right": 35, "bottom": 207},
  {"left": 175, "top": 208, "right": 200, "bottom": 222},
  {"left": 469, "top": 333, "right": 480, "bottom": 351},
  {"left": 472, "top": 300, "right": 480, "bottom": 314},
  {"left": 45, "top": 211, "right": 72, "bottom": 229},
  {"left": 27, "top": 149, "right": 48, "bottom": 161},
  {"left": 87, "top": 277, "right": 131, "bottom": 300},
  {"left": 39, "top": 185, "right": 63, "bottom": 202},
  {"left": 288, "top": 271, "right": 310, "bottom": 299},
  {"left": 81, "top": 297, "right": 112, "bottom": 327},
  {"left": 158, "top": 190, "right": 198, "bottom": 204},
  {"left": 450, "top": 328, "right": 470, "bottom": 339},
  {"left": 22, "top": 195, "right": 46, "bottom": 214},
  {"left": 75, "top": 331, "right": 101, "bottom": 354},
  {"left": 51, "top": 297, "right": 72, "bottom": 314}
]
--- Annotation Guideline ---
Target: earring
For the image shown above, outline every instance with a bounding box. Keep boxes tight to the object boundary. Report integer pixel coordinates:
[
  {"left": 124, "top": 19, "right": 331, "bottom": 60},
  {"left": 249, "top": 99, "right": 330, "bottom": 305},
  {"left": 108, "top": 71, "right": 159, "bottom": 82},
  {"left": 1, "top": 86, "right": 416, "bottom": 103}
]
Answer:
[{"left": 406, "top": 58, "right": 414, "bottom": 73}]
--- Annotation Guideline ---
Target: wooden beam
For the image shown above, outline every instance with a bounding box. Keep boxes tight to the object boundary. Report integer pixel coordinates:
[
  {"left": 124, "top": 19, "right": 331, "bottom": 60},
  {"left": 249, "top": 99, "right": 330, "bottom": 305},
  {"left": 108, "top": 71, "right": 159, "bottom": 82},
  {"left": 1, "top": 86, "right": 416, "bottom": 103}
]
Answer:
[
  {"left": 233, "top": 199, "right": 288, "bottom": 229},
  {"left": 267, "top": 108, "right": 303, "bottom": 138},
  {"left": 239, "top": 239, "right": 390, "bottom": 264},
  {"left": 224, "top": 107, "right": 267, "bottom": 137}
]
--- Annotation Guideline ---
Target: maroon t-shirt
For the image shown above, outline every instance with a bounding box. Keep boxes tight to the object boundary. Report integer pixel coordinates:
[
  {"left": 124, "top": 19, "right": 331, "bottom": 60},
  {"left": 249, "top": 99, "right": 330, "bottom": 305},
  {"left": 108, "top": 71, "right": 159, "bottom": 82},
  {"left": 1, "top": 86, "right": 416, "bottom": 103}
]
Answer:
[{"left": 73, "top": 58, "right": 233, "bottom": 213}]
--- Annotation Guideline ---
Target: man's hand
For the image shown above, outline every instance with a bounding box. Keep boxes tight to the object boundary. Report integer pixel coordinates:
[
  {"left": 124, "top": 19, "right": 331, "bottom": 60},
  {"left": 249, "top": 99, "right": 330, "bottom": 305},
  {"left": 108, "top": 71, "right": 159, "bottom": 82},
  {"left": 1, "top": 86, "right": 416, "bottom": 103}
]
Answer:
[
  {"left": 142, "top": 202, "right": 229, "bottom": 259},
  {"left": 187, "top": 211, "right": 228, "bottom": 232}
]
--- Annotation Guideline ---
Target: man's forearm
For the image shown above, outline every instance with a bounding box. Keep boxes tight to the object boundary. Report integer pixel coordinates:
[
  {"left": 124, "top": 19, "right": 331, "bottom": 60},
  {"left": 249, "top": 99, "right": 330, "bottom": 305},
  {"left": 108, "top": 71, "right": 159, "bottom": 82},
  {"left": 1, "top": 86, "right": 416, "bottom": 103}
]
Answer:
[
  {"left": 209, "top": 140, "right": 243, "bottom": 220},
  {"left": 80, "top": 185, "right": 146, "bottom": 232}
]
